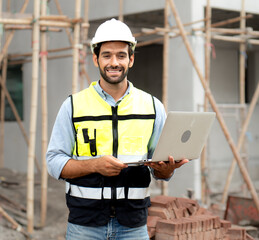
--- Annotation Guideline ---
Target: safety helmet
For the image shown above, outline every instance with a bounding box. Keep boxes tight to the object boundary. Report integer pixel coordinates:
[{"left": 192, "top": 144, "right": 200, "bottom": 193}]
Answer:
[{"left": 90, "top": 18, "right": 137, "bottom": 53}]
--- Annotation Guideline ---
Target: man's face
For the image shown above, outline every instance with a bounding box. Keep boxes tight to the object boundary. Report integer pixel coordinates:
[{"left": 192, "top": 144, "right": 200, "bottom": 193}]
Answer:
[{"left": 93, "top": 41, "right": 134, "bottom": 85}]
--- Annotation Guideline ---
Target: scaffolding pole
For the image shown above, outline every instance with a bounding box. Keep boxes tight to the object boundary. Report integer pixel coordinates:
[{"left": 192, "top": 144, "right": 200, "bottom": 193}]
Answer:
[
  {"left": 161, "top": 0, "right": 170, "bottom": 196},
  {"left": 40, "top": 0, "right": 48, "bottom": 228},
  {"left": 27, "top": 0, "right": 40, "bottom": 233},
  {"left": 201, "top": 0, "right": 211, "bottom": 205},
  {"left": 72, "top": 0, "right": 81, "bottom": 94}
]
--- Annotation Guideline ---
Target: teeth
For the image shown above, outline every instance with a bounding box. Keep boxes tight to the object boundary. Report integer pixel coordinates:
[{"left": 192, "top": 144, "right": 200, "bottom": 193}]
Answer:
[{"left": 107, "top": 69, "right": 121, "bottom": 73}]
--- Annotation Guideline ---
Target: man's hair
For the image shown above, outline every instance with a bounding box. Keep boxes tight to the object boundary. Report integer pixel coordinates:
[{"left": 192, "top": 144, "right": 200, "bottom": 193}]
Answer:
[{"left": 93, "top": 42, "right": 134, "bottom": 59}]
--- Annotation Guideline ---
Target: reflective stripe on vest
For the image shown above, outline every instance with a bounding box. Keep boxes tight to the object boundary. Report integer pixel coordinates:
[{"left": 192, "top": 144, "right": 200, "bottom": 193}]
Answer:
[{"left": 66, "top": 182, "right": 150, "bottom": 200}]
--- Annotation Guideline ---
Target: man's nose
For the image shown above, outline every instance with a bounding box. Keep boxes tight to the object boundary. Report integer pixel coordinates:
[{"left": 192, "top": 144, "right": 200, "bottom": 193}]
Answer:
[{"left": 110, "top": 55, "right": 119, "bottom": 66}]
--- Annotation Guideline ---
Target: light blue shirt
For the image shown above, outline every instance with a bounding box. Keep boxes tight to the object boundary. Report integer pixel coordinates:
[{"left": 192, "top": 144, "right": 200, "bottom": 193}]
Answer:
[{"left": 46, "top": 81, "right": 167, "bottom": 180}]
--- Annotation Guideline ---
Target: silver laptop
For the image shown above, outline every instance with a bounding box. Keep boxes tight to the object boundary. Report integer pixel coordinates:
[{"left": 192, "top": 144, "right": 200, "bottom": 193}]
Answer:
[{"left": 126, "top": 111, "right": 216, "bottom": 165}]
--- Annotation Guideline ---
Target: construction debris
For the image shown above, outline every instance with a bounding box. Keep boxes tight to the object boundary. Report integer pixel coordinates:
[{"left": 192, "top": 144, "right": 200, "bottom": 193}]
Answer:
[
  {"left": 147, "top": 195, "right": 256, "bottom": 240},
  {"left": 225, "top": 195, "right": 259, "bottom": 226},
  {"left": 0, "top": 168, "right": 67, "bottom": 240}
]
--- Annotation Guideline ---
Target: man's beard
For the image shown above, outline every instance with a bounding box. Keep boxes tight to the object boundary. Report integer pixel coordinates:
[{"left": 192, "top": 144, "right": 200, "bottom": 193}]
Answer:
[{"left": 99, "top": 66, "right": 129, "bottom": 84}]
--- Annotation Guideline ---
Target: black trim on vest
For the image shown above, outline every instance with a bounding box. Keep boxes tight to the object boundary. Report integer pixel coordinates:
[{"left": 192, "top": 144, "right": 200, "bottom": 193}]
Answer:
[
  {"left": 72, "top": 114, "right": 155, "bottom": 122},
  {"left": 118, "top": 114, "right": 155, "bottom": 120},
  {"left": 112, "top": 106, "right": 118, "bottom": 158},
  {"left": 151, "top": 96, "right": 156, "bottom": 134},
  {"left": 70, "top": 95, "right": 79, "bottom": 156},
  {"left": 73, "top": 115, "right": 112, "bottom": 122}
]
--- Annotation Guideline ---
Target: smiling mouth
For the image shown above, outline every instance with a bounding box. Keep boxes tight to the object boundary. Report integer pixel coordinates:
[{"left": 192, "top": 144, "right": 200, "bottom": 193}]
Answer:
[{"left": 106, "top": 68, "right": 122, "bottom": 73}]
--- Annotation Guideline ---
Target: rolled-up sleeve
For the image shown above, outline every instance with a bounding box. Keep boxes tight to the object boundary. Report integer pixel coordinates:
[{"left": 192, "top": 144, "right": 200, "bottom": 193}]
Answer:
[{"left": 46, "top": 97, "right": 75, "bottom": 179}]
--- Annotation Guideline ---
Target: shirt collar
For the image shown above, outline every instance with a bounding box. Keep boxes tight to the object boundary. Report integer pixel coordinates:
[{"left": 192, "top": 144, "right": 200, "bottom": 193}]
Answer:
[{"left": 94, "top": 80, "right": 131, "bottom": 104}]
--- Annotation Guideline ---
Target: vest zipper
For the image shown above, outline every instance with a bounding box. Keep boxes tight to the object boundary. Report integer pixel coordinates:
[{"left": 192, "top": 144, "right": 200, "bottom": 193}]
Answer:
[
  {"left": 112, "top": 106, "right": 118, "bottom": 158},
  {"left": 111, "top": 106, "right": 118, "bottom": 205}
]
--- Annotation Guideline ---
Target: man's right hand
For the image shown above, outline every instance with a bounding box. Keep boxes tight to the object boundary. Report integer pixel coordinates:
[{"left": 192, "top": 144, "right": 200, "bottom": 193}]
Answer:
[
  {"left": 60, "top": 156, "right": 128, "bottom": 179},
  {"left": 92, "top": 155, "right": 128, "bottom": 176}
]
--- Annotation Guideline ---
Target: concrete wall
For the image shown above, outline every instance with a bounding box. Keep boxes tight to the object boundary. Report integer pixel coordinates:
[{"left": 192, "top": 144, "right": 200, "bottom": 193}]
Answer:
[{"left": 208, "top": 46, "right": 259, "bottom": 192}]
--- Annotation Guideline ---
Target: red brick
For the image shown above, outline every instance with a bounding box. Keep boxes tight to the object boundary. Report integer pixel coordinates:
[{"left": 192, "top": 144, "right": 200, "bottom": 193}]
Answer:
[
  {"left": 178, "top": 233, "right": 188, "bottom": 240},
  {"left": 206, "top": 216, "right": 216, "bottom": 230},
  {"left": 203, "top": 230, "right": 217, "bottom": 240},
  {"left": 151, "top": 195, "right": 177, "bottom": 209},
  {"left": 183, "top": 208, "right": 190, "bottom": 217},
  {"left": 174, "top": 198, "right": 181, "bottom": 208},
  {"left": 213, "top": 216, "right": 221, "bottom": 229},
  {"left": 177, "top": 197, "right": 199, "bottom": 207},
  {"left": 215, "top": 227, "right": 225, "bottom": 239},
  {"left": 148, "top": 227, "right": 156, "bottom": 239},
  {"left": 148, "top": 206, "right": 171, "bottom": 219},
  {"left": 191, "top": 215, "right": 210, "bottom": 232},
  {"left": 147, "top": 215, "right": 161, "bottom": 228},
  {"left": 180, "top": 219, "right": 188, "bottom": 234},
  {"left": 156, "top": 219, "right": 183, "bottom": 236},
  {"left": 227, "top": 226, "right": 246, "bottom": 240},
  {"left": 192, "top": 232, "right": 201, "bottom": 240},
  {"left": 223, "top": 234, "right": 231, "bottom": 240},
  {"left": 189, "top": 232, "right": 197, "bottom": 240},
  {"left": 196, "top": 207, "right": 213, "bottom": 216},
  {"left": 173, "top": 207, "right": 185, "bottom": 219},
  {"left": 169, "top": 208, "right": 177, "bottom": 219},
  {"left": 155, "top": 232, "right": 179, "bottom": 240},
  {"left": 181, "top": 218, "right": 192, "bottom": 234},
  {"left": 197, "top": 231, "right": 204, "bottom": 240},
  {"left": 184, "top": 217, "right": 199, "bottom": 233},
  {"left": 187, "top": 204, "right": 197, "bottom": 216},
  {"left": 220, "top": 219, "right": 231, "bottom": 232},
  {"left": 209, "top": 229, "right": 216, "bottom": 240},
  {"left": 186, "top": 233, "right": 192, "bottom": 240}
]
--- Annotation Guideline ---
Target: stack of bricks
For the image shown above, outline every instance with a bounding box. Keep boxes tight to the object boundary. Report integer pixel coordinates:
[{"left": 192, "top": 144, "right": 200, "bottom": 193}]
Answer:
[{"left": 147, "top": 195, "right": 254, "bottom": 240}]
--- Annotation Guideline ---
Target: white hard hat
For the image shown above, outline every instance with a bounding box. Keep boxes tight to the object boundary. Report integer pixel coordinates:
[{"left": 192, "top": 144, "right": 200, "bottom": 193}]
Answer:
[{"left": 90, "top": 18, "right": 137, "bottom": 53}]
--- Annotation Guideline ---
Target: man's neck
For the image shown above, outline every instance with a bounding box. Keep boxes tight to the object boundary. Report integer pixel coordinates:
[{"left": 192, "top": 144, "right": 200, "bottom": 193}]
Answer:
[{"left": 99, "top": 79, "right": 128, "bottom": 102}]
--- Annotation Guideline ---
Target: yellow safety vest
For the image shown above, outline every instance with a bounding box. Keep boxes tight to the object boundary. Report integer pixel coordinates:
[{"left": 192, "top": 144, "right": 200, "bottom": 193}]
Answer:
[
  {"left": 71, "top": 81, "right": 155, "bottom": 161},
  {"left": 67, "top": 82, "right": 156, "bottom": 227}
]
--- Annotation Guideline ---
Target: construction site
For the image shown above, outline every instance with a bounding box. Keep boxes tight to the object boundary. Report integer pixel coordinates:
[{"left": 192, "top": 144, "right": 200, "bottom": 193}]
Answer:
[{"left": 0, "top": 0, "right": 259, "bottom": 239}]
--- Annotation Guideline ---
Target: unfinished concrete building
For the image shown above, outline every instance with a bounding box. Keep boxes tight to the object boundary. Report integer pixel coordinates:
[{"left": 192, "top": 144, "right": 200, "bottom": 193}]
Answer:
[{"left": 0, "top": 0, "right": 259, "bottom": 238}]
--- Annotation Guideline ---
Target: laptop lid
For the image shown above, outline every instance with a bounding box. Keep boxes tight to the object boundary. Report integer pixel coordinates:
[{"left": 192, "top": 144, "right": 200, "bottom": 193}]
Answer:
[{"left": 125, "top": 111, "right": 216, "bottom": 165}]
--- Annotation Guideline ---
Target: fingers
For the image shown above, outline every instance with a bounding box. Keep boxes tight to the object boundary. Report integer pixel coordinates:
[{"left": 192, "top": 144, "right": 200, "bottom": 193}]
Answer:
[
  {"left": 145, "top": 156, "right": 189, "bottom": 170},
  {"left": 109, "top": 157, "right": 128, "bottom": 169},
  {"left": 96, "top": 156, "right": 128, "bottom": 176}
]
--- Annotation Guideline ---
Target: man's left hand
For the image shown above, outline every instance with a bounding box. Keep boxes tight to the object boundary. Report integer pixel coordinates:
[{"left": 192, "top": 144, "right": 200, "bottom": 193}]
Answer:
[{"left": 144, "top": 156, "right": 189, "bottom": 179}]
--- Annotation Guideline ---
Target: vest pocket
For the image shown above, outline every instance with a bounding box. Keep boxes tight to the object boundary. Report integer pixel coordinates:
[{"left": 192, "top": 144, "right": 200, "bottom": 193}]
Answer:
[{"left": 76, "top": 127, "right": 98, "bottom": 157}]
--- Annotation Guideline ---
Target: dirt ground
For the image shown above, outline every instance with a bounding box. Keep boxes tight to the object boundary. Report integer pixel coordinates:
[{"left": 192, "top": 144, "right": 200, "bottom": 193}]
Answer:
[{"left": 0, "top": 168, "right": 68, "bottom": 240}]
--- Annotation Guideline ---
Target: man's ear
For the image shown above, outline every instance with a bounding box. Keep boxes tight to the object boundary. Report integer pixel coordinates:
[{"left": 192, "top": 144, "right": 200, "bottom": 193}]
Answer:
[
  {"left": 129, "top": 54, "right": 134, "bottom": 68},
  {"left": 92, "top": 54, "right": 99, "bottom": 67}
]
